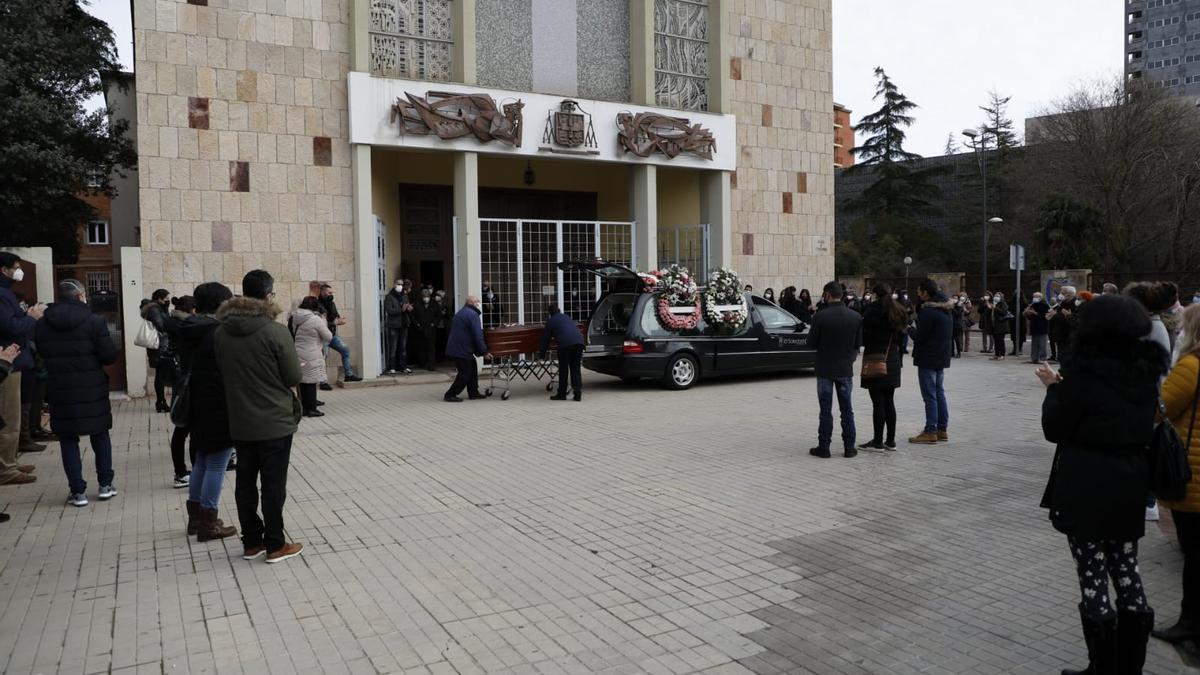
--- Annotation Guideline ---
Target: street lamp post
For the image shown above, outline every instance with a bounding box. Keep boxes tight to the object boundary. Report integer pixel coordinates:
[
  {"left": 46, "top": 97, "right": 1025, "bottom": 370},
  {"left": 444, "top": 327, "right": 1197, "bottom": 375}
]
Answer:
[
  {"left": 903, "top": 256, "right": 913, "bottom": 293},
  {"left": 963, "top": 128, "right": 992, "bottom": 295}
]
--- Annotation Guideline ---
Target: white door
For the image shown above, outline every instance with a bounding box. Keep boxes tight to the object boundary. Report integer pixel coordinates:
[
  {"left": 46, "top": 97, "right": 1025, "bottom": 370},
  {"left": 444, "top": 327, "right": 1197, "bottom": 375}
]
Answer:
[{"left": 375, "top": 215, "right": 387, "bottom": 370}]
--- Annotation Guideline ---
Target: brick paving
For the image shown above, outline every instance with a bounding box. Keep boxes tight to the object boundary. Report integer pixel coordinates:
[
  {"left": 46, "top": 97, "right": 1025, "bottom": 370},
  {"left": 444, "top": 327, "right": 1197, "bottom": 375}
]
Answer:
[{"left": 0, "top": 352, "right": 1198, "bottom": 674}]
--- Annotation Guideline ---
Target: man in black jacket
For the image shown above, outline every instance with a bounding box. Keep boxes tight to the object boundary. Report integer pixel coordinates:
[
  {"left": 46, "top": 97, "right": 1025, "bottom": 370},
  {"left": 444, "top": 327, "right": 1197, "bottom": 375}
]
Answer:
[
  {"left": 36, "top": 280, "right": 119, "bottom": 506},
  {"left": 319, "top": 284, "right": 361, "bottom": 384},
  {"left": 410, "top": 288, "right": 442, "bottom": 371},
  {"left": 805, "top": 281, "right": 863, "bottom": 458},
  {"left": 910, "top": 279, "right": 953, "bottom": 444},
  {"left": 383, "top": 279, "right": 412, "bottom": 375},
  {"left": 539, "top": 306, "right": 584, "bottom": 401}
]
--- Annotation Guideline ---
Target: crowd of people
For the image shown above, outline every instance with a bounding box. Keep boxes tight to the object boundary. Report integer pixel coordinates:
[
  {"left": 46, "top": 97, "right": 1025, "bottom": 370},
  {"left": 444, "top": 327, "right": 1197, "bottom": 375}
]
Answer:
[{"left": 6, "top": 242, "right": 1200, "bottom": 667}]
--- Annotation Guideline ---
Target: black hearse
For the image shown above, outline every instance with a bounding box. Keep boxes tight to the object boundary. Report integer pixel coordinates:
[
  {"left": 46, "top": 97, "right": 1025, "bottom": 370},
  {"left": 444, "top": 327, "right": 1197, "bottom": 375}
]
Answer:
[{"left": 559, "top": 261, "right": 816, "bottom": 390}]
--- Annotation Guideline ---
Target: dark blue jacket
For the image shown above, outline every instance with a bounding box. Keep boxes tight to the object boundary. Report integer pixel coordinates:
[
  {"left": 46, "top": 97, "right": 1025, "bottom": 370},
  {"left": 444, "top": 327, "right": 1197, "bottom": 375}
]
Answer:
[
  {"left": 35, "top": 300, "right": 118, "bottom": 436},
  {"left": 911, "top": 298, "right": 954, "bottom": 370},
  {"left": 446, "top": 305, "right": 488, "bottom": 359},
  {"left": 0, "top": 276, "right": 35, "bottom": 371},
  {"left": 539, "top": 312, "right": 583, "bottom": 354}
]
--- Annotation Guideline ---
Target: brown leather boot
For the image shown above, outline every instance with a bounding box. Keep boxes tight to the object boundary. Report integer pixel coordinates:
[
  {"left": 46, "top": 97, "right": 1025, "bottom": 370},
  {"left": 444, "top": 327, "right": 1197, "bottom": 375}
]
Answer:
[
  {"left": 197, "top": 507, "right": 237, "bottom": 542},
  {"left": 908, "top": 432, "right": 939, "bottom": 445},
  {"left": 185, "top": 500, "right": 200, "bottom": 536}
]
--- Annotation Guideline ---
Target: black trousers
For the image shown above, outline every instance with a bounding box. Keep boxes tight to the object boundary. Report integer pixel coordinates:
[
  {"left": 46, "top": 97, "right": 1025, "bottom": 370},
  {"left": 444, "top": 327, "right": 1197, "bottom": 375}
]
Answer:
[
  {"left": 234, "top": 435, "right": 293, "bottom": 553},
  {"left": 867, "top": 387, "right": 897, "bottom": 444},
  {"left": 170, "top": 426, "right": 192, "bottom": 477},
  {"left": 1173, "top": 510, "right": 1200, "bottom": 622},
  {"left": 557, "top": 344, "right": 584, "bottom": 397},
  {"left": 298, "top": 383, "right": 318, "bottom": 413},
  {"left": 418, "top": 332, "right": 437, "bottom": 370},
  {"left": 28, "top": 376, "right": 46, "bottom": 433},
  {"left": 445, "top": 357, "right": 480, "bottom": 398},
  {"left": 993, "top": 333, "right": 1006, "bottom": 357}
]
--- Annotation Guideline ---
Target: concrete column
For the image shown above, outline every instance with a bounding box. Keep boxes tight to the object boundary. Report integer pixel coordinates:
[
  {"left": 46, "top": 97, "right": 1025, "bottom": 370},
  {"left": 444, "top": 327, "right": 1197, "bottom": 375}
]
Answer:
[
  {"left": 707, "top": 0, "right": 731, "bottom": 114},
  {"left": 454, "top": 152, "right": 481, "bottom": 308},
  {"left": 700, "top": 170, "right": 732, "bottom": 269},
  {"left": 351, "top": 0, "right": 369, "bottom": 72},
  {"left": 631, "top": 164, "right": 657, "bottom": 271},
  {"left": 351, "top": 144, "right": 381, "bottom": 379},
  {"left": 119, "top": 246, "right": 147, "bottom": 398},
  {"left": 630, "top": 0, "right": 655, "bottom": 105},
  {"left": 453, "top": 0, "right": 477, "bottom": 85}
]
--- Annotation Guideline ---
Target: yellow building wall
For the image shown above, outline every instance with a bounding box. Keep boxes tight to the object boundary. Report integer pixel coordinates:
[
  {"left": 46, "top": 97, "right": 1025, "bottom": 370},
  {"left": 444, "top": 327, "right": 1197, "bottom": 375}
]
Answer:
[
  {"left": 478, "top": 156, "right": 631, "bottom": 221},
  {"left": 371, "top": 149, "right": 454, "bottom": 282}
]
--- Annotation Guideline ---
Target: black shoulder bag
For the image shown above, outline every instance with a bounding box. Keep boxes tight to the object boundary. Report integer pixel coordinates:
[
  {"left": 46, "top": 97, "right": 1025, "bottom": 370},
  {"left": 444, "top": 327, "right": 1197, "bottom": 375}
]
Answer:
[{"left": 1149, "top": 373, "right": 1200, "bottom": 501}]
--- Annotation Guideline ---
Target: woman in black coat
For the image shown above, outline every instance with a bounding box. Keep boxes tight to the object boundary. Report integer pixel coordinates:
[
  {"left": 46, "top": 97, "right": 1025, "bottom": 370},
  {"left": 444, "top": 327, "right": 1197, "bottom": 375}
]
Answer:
[
  {"left": 142, "top": 288, "right": 173, "bottom": 412},
  {"left": 35, "top": 280, "right": 119, "bottom": 505},
  {"left": 989, "top": 292, "right": 1011, "bottom": 360},
  {"left": 796, "top": 289, "right": 814, "bottom": 324},
  {"left": 1037, "top": 294, "right": 1166, "bottom": 674},
  {"left": 858, "top": 284, "right": 906, "bottom": 450},
  {"left": 174, "top": 282, "right": 237, "bottom": 541}
]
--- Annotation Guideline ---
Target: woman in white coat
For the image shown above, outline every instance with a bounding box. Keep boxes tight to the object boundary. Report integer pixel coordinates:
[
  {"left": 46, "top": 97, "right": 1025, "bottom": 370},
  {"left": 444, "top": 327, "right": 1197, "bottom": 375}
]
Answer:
[{"left": 292, "top": 296, "right": 332, "bottom": 417}]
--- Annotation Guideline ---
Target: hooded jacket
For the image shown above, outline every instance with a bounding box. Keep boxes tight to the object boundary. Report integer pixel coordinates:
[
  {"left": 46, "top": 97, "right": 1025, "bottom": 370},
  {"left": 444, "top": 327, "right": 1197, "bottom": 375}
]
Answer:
[
  {"left": 911, "top": 298, "right": 954, "bottom": 370},
  {"left": 1040, "top": 340, "right": 1166, "bottom": 541},
  {"left": 176, "top": 314, "right": 232, "bottom": 453},
  {"left": 0, "top": 275, "right": 35, "bottom": 372},
  {"left": 34, "top": 299, "right": 118, "bottom": 436},
  {"left": 214, "top": 297, "right": 302, "bottom": 442},
  {"left": 291, "top": 307, "right": 332, "bottom": 384}
]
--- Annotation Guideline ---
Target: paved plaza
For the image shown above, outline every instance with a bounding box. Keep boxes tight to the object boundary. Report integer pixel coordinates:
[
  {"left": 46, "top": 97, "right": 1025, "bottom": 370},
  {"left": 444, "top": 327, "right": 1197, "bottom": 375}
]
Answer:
[{"left": 0, "top": 353, "right": 1198, "bottom": 674}]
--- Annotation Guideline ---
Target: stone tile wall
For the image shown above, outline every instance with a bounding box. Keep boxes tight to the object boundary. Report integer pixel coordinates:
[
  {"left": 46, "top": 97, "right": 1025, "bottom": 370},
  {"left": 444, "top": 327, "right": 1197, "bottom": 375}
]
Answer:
[
  {"left": 726, "top": 0, "right": 834, "bottom": 294},
  {"left": 132, "top": 0, "right": 354, "bottom": 351}
]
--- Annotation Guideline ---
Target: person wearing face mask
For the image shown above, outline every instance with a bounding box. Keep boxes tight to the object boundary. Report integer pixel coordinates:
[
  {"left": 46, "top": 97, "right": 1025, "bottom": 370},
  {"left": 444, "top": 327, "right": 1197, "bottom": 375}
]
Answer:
[
  {"left": 1024, "top": 292, "right": 1052, "bottom": 364},
  {"left": 988, "top": 292, "right": 1011, "bottom": 360},
  {"left": 411, "top": 288, "right": 442, "bottom": 371},
  {"left": 141, "top": 288, "right": 174, "bottom": 412},
  {"left": 763, "top": 288, "right": 775, "bottom": 304},
  {"left": 435, "top": 289, "right": 452, "bottom": 362},
  {"left": 481, "top": 282, "right": 501, "bottom": 328},
  {"left": 0, "top": 252, "right": 45, "bottom": 487},
  {"left": 383, "top": 279, "right": 412, "bottom": 375},
  {"left": 958, "top": 294, "right": 974, "bottom": 353},
  {"left": 36, "top": 279, "right": 120, "bottom": 507},
  {"left": 1049, "top": 286, "right": 1081, "bottom": 365},
  {"left": 444, "top": 296, "right": 492, "bottom": 402},
  {"left": 797, "top": 289, "right": 814, "bottom": 323},
  {"left": 978, "top": 290, "right": 993, "bottom": 354},
  {"left": 318, "top": 284, "right": 362, "bottom": 384}
]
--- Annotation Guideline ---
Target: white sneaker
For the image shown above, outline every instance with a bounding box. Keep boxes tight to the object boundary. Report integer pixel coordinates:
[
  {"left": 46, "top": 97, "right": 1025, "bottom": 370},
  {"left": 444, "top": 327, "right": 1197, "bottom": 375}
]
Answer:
[
  {"left": 173, "top": 474, "right": 190, "bottom": 489},
  {"left": 68, "top": 493, "right": 88, "bottom": 507},
  {"left": 98, "top": 485, "right": 118, "bottom": 500},
  {"left": 1146, "top": 504, "right": 1160, "bottom": 521}
]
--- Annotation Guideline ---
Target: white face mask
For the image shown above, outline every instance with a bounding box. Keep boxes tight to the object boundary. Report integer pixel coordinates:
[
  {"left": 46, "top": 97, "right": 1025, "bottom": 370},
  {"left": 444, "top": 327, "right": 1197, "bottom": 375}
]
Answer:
[
  {"left": 891, "top": 293, "right": 898, "bottom": 300},
  {"left": 1033, "top": 295, "right": 1043, "bottom": 303},
  {"left": 993, "top": 296, "right": 1002, "bottom": 303},
  {"left": 10, "top": 268, "right": 23, "bottom": 282}
]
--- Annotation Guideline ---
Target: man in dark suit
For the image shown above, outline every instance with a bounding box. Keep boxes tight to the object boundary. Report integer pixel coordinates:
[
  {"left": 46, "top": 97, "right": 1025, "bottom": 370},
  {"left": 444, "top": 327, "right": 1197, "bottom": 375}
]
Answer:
[
  {"left": 539, "top": 305, "right": 584, "bottom": 402},
  {"left": 805, "top": 281, "right": 864, "bottom": 458},
  {"left": 444, "top": 296, "right": 491, "bottom": 402}
]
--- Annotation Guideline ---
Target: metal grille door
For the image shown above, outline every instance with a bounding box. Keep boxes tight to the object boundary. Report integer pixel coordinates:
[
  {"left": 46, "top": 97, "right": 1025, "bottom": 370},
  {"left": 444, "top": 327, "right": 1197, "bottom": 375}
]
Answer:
[
  {"left": 658, "top": 223, "right": 710, "bottom": 281},
  {"left": 481, "top": 219, "right": 635, "bottom": 325}
]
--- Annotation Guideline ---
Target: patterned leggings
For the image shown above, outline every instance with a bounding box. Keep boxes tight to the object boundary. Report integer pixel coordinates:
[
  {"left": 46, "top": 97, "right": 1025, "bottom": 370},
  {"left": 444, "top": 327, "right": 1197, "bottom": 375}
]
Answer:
[{"left": 1068, "top": 537, "right": 1150, "bottom": 619}]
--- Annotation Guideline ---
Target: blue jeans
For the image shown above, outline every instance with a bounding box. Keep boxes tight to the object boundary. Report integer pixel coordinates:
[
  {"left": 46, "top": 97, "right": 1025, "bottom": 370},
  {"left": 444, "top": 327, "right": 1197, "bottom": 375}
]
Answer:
[
  {"left": 60, "top": 432, "right": 114, "bottom": 495},
  {"left": 328, "top": 334, "right": 354, "bottom": 376},
  {"left": 817, "top": 377, "right": 856, "bottom": 451},
  {"left": 917, "top": 368, "right": 949, "bottom": 433},
  {"left": 188, "top": 447, "right": 234, "bottom": 510}
]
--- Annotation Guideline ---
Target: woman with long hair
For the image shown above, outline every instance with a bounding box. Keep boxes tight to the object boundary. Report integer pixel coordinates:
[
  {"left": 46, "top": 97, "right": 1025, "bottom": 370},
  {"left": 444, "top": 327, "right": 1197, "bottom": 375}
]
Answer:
[
  {"left": 797, "top": 288, "right": 814, "bottom": 323},
  {"left": 858, "top": 284, "right": 907, "bottom": 450},
  {"left": 1037, "top": 295, "right": 1166, "bottom": 674},
  {"left": 1153, "top": 303, "right": 1200, "bottom": 644},
  {"left": 142, "top": 288, "right": 173, "bottom": 411},
  {"left": 164, "top": 296, "right": 196, "bottom": 488},
  {"left": 292, "top": 296, "right": 332, "bottom": 417}
]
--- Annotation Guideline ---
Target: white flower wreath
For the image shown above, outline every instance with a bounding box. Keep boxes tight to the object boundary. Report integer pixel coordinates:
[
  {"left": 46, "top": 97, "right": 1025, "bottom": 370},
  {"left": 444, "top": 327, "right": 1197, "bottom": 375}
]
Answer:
[
  {"left": 702, "top": 267, "right": 748, "bottom": 330},
  {"left": 653, "top": 264, "right": 701, "bottom": 330}
]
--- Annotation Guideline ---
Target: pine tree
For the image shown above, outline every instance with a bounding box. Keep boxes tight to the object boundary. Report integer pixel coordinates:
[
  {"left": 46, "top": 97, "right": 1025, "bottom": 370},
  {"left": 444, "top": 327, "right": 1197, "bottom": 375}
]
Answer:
[
  {"left": 980, "top": 90, "right": 1019, "bottom": 151},
  {"left": 837, "top": 68, "right": 944, "bottom": 275},
  {"left": 943, "top": 133, "right": 958, "bottom": 156},
  {"left": 0, "top": 0, "right": 135, "bottom": 262}
]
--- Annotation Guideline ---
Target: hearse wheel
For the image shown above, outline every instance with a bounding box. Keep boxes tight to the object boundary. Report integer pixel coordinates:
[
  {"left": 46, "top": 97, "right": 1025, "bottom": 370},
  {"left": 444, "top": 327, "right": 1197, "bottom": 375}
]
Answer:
[{"left": 664, "top": 353, "right": 698, "bottom": 390}]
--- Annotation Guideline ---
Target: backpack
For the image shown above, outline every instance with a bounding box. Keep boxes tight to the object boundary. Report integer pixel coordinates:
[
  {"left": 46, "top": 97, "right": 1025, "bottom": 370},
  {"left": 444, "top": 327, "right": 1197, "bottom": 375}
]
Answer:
[{"left": 134, "top": 319, "right": 160, "bottom": 350}]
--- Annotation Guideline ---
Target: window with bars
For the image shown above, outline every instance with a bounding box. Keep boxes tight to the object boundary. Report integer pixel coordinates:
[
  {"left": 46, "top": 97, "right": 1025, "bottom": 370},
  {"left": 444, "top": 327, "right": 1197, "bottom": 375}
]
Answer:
[
  {"left": 654, "top": 0, "right": 709, "bottom": 111},
  {"left": 369, "top": 0, "right": 453, "bottom": 80},
  {"left": 85, "top": 271, "right": 112, "bottom": 294}
]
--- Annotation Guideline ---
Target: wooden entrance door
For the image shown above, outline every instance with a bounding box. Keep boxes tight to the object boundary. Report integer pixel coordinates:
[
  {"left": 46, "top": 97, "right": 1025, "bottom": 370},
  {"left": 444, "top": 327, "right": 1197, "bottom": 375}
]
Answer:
[{"left": 398, "top": 184, "right": 453, "bottom": 292}]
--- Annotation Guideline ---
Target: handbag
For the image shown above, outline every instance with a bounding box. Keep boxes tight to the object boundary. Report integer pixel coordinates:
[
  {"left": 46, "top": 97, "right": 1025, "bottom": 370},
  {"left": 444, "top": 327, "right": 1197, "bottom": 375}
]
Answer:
[
  {"left": 134, "top": 319, "right": 160, "bottom": 350},
  {"left": 1149, "top": 373, "right": 1200, "bottom": 501},
  {"left": 861, "top": 335, "right": 893, "bottom": 380}
]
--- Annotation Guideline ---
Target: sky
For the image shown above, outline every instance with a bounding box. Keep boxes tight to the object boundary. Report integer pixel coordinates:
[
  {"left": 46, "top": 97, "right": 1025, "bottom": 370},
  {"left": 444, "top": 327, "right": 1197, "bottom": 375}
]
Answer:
[
  {"left": 832, "top": 0, "right": 1124, "bottom": 157},
  {"left": 86, "top": 0, "right": 1124, "bottom": 157}
]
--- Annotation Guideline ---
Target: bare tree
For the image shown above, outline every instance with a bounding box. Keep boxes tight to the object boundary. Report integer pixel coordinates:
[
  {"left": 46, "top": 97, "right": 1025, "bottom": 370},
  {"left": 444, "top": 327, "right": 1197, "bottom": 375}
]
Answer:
[{"left": 1022, "top": 78, "right": 1200, "bottom": 274}]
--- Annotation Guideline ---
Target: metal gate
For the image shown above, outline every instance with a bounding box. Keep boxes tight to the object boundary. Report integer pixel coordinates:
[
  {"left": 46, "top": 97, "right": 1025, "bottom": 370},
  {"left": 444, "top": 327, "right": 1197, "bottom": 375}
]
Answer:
[
  {"left": 658, "top": 223, "right": 710, "bottom": 281},
  {"left": 480, "top": 219, "right": 635, "bottom": 325}
]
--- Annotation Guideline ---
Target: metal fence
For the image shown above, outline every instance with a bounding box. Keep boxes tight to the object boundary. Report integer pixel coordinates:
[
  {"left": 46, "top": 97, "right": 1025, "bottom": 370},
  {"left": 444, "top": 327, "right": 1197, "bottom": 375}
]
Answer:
[
  {"left": 480, "top": 219, "right": 635, "bottom": 326},
  {"left": 657, "top": 223, "right": 710, "bottom": 281}
]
